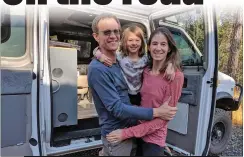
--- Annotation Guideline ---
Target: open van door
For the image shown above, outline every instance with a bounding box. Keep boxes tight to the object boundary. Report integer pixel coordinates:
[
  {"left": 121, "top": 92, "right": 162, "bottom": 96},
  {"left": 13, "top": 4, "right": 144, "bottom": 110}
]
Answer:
[
  {"left": 39, "top": 5, "right": 79, "bottom": 154},
  {"left": 149, "top": 6, "right": 218, "bottom": 156},
  {"left": 1, "top": 5, "right": 42, "bottom": 156}
]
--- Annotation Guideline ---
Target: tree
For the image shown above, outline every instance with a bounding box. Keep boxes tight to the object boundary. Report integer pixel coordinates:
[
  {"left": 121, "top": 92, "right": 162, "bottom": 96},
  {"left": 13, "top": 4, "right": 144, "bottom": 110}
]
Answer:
[{"left": 227, "top": 7, "right": 243, "bottom": 81}]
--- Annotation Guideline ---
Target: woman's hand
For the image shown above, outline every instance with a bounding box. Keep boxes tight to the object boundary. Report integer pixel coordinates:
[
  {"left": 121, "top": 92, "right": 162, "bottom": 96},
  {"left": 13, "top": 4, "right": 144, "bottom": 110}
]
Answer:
[
  {"left": 106, "top": 129, "right": 124, "bottom": 143},
  {"left": 164, "top": 63, "right": 175, "bottom": 81},
  {"left": 100, "top": 54, "right": 113, "bottom": 67}
]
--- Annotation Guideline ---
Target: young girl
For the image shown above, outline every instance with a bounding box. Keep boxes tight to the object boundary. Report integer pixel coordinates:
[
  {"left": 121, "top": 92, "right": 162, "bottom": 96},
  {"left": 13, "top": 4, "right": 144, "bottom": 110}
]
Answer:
[
  {"left": 106, "top": 27, "right": 184, "bottom": 156},
  {"left": 94, "top": 25, "right": 175, "bottom": 106}
]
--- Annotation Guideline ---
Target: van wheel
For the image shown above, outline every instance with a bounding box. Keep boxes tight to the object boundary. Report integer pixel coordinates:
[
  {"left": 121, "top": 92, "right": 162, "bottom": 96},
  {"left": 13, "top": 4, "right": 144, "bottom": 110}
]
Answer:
[{"left": 209, "top": 108, "right": 232, "bottom": 155}]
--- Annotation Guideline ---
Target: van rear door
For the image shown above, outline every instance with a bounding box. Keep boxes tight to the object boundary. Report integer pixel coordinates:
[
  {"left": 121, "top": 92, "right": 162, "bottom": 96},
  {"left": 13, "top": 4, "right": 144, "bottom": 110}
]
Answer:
[{"left": 149, "top": 6, "right": 218, "bottom": 156}]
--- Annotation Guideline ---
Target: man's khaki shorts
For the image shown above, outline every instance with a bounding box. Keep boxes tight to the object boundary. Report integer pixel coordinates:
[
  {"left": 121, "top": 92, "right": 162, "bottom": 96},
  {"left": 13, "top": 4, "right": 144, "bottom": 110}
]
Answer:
[{"left": 100, "top": 136, "right": 137, "bottom": 156}]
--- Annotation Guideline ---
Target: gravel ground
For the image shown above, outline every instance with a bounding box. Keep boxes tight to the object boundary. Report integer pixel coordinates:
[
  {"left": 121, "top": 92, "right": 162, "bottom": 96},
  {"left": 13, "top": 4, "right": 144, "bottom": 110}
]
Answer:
[
  {"left": 214, "top": 124, "right": 243, "bottom": 156},
  {"left": 63, "top": 125, "right": 242, "bottom": 156},
  {"left": 62, "top": 148, "right": 101, "bottom": 156}
]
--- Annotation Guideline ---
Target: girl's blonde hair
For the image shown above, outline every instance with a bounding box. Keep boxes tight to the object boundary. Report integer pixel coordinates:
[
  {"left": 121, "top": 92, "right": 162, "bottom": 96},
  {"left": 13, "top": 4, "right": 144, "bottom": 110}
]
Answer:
[{"left": 120, "top": 25, "right": 146, "bottom": 57}]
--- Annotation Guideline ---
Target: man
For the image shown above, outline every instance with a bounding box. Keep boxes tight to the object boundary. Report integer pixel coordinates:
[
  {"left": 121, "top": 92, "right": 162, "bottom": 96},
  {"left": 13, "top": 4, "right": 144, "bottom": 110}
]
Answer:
[{"left": 88, "top": 13, "right": 177, "bottom": 156}]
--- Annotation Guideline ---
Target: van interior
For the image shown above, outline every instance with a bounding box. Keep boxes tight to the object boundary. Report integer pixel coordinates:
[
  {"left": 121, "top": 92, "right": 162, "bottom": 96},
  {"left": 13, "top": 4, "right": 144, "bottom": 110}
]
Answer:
[{"left": 48, "top": 7, "right": 148, "bottom": 147}]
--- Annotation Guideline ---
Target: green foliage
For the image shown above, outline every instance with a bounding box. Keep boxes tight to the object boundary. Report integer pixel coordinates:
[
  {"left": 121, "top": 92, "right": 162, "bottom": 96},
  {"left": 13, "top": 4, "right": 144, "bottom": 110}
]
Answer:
[
  {"left": 177, "top": 6, "right": 243, "bottom": 84},
  {"left": 174, "top": 9, "right": 205, "bottom": 53},
  {"left": 217, "top": 7, "right": 243, "bottom": 85},
  {"left": 186, "top": 16, "right": 204, "bottom": 53}
]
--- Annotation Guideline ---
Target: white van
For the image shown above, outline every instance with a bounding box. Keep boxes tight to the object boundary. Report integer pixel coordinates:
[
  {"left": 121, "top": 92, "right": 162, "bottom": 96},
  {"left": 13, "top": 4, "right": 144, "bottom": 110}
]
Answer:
[{"left": 1, "top": 4, "right": 242, "bottom": 156}]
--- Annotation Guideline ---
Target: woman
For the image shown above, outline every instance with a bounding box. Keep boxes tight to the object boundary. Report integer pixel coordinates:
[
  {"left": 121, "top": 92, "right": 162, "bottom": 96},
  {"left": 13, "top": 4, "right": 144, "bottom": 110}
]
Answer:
[{"left": 106, "top": 27, "right": 184, "bottom": 156}]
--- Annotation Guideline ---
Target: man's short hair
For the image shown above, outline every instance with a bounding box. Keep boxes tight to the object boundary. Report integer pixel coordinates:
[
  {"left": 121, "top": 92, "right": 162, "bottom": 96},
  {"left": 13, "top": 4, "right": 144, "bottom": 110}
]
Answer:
[{"left": 92, "top": 13, "right": 121, "bottom": 33}]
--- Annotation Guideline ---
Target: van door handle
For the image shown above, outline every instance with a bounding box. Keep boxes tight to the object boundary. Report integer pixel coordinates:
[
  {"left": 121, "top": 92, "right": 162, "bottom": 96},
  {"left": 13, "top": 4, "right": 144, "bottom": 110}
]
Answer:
[
  {"left": 182, "top": 90, "right": 193, "bottom": 96},
  {"left": 52, "top": 79, "right": 60, "bottom": 94}
]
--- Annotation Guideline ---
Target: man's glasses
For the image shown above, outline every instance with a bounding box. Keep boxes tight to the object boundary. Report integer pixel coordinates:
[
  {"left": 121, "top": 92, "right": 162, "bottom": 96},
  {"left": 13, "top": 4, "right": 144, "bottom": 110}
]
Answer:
[{"left": 98, "top": 29, "right": 120, "bottom": 36}]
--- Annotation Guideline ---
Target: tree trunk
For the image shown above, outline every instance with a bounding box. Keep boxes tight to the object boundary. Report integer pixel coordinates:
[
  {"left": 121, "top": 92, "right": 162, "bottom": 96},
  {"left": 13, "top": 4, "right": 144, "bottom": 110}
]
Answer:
[{"left": 227, "top": 7, "right": 243, "bottom": 80}]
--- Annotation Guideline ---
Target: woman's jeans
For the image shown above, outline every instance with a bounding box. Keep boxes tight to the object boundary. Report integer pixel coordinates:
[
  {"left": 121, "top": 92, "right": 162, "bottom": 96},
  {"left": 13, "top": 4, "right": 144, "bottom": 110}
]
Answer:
[{"left": 136, "top": 138, "right": 165, "bottom": 156}]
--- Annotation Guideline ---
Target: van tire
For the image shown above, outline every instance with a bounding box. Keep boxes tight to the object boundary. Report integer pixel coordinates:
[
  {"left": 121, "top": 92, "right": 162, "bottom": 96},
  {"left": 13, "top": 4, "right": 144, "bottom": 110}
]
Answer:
[{"left": 209, "top": 108, "right": 232, "bottom": 155}]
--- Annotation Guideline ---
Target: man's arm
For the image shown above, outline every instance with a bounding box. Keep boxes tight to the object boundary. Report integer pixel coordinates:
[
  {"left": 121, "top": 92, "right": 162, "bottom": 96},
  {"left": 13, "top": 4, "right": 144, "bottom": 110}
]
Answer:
[{"left": 89, "top": 67, "right": 153, "bottom": 120}]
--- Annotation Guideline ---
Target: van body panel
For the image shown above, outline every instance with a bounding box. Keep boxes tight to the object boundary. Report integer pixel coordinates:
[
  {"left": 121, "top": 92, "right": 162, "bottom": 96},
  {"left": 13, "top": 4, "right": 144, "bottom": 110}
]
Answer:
[
  {"left": 1, "top": 143, "right": 33, "bottom": 156},
  {"left": 1, "top": 69, "right": 32, "bottom": 94},
  {"left": 1, "top": 95, "right": 27, "bottom": 147}
]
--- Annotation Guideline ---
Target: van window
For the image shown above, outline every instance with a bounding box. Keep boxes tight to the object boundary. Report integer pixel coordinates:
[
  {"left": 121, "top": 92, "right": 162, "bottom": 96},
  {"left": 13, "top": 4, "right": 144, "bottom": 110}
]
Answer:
[
  {"left": 172, "top": 33, "right": 201, "bottom": 66},
  {"left": 161, "top": 9, "right": 204, "bottom": 66},
  {"left": 0, "top": 7, "right": 26, "bottom": 58}
]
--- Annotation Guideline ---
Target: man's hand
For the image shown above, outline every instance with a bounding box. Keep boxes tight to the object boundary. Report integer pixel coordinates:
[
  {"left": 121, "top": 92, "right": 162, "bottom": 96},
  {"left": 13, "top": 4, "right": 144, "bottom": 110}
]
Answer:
[{"left": 153, "top": 97, "right": 178, "bottom": 120}]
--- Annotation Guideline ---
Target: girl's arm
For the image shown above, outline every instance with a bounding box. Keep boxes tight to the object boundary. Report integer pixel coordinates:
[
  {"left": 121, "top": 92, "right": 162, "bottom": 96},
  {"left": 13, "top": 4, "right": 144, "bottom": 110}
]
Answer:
[{"left": 93, "top": 47, "right": 113, "bottom": 66}]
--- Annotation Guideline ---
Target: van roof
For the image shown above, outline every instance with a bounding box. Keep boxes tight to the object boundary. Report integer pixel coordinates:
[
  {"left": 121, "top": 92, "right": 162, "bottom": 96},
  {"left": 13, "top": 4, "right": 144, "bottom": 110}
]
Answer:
[
  {"left": 51, "top": 5, "right": 196, "bottom": 15},
  {"left": 49, "top": 5, "right": 197, "bottom": 28}
]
